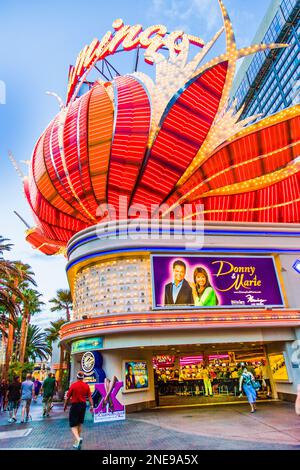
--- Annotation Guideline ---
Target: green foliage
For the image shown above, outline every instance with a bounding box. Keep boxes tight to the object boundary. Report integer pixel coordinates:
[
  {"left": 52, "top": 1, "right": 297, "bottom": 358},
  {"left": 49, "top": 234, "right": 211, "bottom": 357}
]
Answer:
[
  {"left": 9, "top": 361, "right": 33, "bottom": 381},
  {"left": 22, "top": 288, "right": 44, "bottom": 316},
  {"left": 61, "top": 370, "right": 69, "bottom": 392},
  {"left": 49, "top": 289, "right": 72, "bottom": 321},
  {"left": 45, "top": 318, "right": 67, "bottom": 350},
  {"left": 15, "top": 318, "right": 51, "bottom": 362}
]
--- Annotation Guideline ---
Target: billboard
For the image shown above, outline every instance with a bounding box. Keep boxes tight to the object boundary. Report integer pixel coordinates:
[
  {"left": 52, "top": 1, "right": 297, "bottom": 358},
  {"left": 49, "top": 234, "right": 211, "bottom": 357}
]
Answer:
[
  {"left": 81, "top": 351, "right": 106, "bottom": 396},
  {"left": 123, "top": 361, "right": 149, "bottom": 393},
  {"left": 94, "top": 381, "right": 125, "bottom": 423},
  {"left": 151, "top": 255, "right": 284, "bottom": 309},
  {"left": 268, "top": 353, "right": 290, "bottom": 382},
  {"left": 71, "top": 337, "right": 103, "bottom": 354}
]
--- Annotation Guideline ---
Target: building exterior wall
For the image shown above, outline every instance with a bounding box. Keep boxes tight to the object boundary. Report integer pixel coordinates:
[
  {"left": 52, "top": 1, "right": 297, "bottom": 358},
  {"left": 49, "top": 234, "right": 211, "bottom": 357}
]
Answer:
[
  {"left": 232, "top": 0, "right": 300, "bottom": 119},
  {"left": 73, "top": 256, "right": 151, "bottom": 319},
  {"left": 70, "top": 348, "right": 155, "bottom": 410},
  {"left": 71, "top": 252, "right": 300, "bottom": 318},
  {"left": 60, "top": 221, "right": 300, "bottom": 406},
  {"left": 265, "top": 333, "right": 300, "bottom": 397}
]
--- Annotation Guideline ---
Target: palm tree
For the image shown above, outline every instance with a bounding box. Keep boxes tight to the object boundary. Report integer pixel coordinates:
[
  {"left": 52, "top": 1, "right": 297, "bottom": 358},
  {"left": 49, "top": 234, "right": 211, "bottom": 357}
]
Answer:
[
  {"left": 45, "top": 318, "right": 67, "bottom": 386},
  {"left": 0, "top": 237, "right": 21, "bottom": 318},
  {"left": 0, "top": 236, "right": 14, "bottom": 277},
  {"left": 15, "top": 318, "right": 51, "bottom": 362},
  {"left": 48, "top": 290, "right": 73, "bottom": 391},
  {"left": 4, "top": 262, "right": 36, "bottom": 374},
  {"left": 25, "top": 324, "right": 51, "bottom": 362},
  {"left": 49, "top": 289, "right": 72, "bottom": 322},
  {"left": 19, "top": 288, "right": 44, "bottom": 365},
  {"left": 0, "top": 239, "right": 35, "bottom": 378},
  {"left": 45, "top": 318, "right": 67, "bottom": 347}
]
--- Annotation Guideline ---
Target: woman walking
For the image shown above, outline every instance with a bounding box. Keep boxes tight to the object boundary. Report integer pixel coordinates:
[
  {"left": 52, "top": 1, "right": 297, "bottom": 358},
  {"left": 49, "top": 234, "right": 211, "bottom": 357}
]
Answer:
[{"left": 239, "top": 367, "right": 257, "bottom": 413}]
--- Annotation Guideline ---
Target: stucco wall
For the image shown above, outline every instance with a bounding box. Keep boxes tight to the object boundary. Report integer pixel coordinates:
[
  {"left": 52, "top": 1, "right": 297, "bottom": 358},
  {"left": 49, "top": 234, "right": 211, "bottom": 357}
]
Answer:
[
  {"left": 279, "top": 254, "right": 300, "bottom": 308},
  {"left": 70, "top": 349, "right": 155, "bottom": 407}
]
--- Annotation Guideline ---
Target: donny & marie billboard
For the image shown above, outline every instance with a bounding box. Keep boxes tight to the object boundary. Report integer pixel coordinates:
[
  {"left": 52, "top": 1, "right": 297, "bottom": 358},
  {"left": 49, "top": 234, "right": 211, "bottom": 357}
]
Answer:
[{"left": 151, "top": 255, "right": 284, "bottom": 309}]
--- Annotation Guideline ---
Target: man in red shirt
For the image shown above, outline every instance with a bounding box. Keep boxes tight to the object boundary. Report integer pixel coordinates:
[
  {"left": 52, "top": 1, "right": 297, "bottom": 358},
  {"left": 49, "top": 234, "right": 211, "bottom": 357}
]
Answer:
[{"left": 64, "top": 371, "right": 94, "bottom": 449}]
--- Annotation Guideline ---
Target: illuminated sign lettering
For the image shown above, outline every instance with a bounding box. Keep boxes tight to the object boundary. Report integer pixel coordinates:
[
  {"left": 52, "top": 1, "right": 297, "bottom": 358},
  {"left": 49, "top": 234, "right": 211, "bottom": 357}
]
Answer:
[
  {"left": 67, "top": 20, "right": 205, "bottom": 103},
  {"left": 81, "top": 351, "right": 96, "bottom": 374},
  {"left": 71, "top": 337, "right": 103, "bottom": 354}
]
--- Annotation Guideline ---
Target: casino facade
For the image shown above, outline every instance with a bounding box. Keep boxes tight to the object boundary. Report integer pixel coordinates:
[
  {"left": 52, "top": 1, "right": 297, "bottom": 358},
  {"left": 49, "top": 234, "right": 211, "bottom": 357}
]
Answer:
[{"left": 24, "top": 0, "right": 300, "bottom": 410}]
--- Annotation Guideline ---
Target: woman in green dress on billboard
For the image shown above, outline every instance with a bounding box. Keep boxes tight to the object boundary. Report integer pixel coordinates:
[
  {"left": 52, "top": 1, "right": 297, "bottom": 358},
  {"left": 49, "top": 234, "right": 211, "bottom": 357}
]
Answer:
[{"left": 191, "top": 267, "right": 219, "bottom": 307}]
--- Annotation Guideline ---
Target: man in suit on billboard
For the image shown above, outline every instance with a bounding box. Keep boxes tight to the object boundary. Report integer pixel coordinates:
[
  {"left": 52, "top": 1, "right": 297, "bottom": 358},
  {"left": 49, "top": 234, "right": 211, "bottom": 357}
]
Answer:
[{"left": 164, "top": 260, "right": 194, "bottom": 306}]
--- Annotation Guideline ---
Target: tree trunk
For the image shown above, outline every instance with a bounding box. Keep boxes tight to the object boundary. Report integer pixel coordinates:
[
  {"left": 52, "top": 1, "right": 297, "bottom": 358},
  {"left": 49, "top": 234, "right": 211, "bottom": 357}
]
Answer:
[
  {"left": 57, "top": 344, "right": 65, "bottom": 393},
  {"left": 2, "top": 313, "right": 14, "bottom": 380},
  {"left": 19, "top": 310, "right": 28, "bottom": 365},
  {"left": 64, "top": 349, "right": 71, "bottom": 386},
  {"left": 3, "top": 277, "right": 18, "bottom": 379},
  {"left": 66, "top": 306, "right": 70, "bottom": 322}
]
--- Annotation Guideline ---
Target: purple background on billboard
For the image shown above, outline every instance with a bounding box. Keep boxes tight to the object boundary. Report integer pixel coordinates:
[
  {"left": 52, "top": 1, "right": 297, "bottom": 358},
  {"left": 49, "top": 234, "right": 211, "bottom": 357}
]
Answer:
[
  {"left": 152, "top": 256, "right": 284, "bottom": 308},
  {"left": 94, "top": 382, "right": 124, "bottom": 413}
]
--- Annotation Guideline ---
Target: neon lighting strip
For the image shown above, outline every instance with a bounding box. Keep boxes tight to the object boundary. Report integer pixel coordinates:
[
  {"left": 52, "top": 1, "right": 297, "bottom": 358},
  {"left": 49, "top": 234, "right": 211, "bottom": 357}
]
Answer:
[
  {"left": 66, "top": 246, "right": 300, "bottom": 272},
  {"left": 66, "top": 227, "right": 300, "bottom": 256}
]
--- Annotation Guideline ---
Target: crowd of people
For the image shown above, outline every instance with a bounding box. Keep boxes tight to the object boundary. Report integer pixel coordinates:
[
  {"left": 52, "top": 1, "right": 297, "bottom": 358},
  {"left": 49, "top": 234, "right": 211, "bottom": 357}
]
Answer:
[
  {"left": 0, "top": 372, "right": 57, "bottom": 423},
  {"left": 155, "top": 360, "right": 272, "bottom": 408},
  {"left": 0, "top": 370, "right": 94, "bottom": 450}
]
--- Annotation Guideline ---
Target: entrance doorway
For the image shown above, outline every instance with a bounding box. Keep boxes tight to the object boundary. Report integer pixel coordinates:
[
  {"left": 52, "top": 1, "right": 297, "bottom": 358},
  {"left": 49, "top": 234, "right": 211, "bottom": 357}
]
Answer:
[{"left": 153, "top": 343, "right": 273, "bottom": 406}]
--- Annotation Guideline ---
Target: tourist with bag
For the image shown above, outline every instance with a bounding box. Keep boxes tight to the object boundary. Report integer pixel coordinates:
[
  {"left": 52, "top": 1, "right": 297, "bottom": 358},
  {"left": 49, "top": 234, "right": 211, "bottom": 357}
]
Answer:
[{"left": 239, "top": 367, "right": 257, "bottom": 413}]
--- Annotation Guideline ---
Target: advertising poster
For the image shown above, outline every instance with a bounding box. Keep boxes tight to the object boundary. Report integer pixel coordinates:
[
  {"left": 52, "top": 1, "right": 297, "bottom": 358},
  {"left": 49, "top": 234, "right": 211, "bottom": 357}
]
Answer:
[
  {"left": 268, "top": 353, "right": 290, "bottom": 382},
  {"left": 81, "top": 351, "right": 106, "bottom": 396},
  {"left": 151, "top": 255, "right": 284, "bottom": 309},
  {"left": 123, "top": 361, "right": 149, "bottom": 392},
  {"left": 94, "top": 381, "right": 125, "bottom": 423},
  {"left": 71, "top": 337, "right": 103, "bottom": 354}
]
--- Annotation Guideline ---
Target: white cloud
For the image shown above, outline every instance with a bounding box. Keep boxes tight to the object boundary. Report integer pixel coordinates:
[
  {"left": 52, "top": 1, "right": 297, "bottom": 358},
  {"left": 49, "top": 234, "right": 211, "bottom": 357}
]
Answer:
[
  {"left": 147, "top": 0, "right": 221, "bottom": 35},
  {"left": 31, "top": 310, "right": 63, "bottom": 332}
]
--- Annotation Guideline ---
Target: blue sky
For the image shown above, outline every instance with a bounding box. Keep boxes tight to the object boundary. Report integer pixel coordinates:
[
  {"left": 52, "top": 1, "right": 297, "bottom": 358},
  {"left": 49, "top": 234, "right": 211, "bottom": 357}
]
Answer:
[{"left": 0, "top": 0, "right": 272, "bottom": 328}]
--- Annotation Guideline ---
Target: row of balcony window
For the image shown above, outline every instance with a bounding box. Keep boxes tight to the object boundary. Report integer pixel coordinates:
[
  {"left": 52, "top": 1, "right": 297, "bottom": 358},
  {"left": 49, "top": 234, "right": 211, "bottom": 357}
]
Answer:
[{"left": 234, "top": 1, "right": 299, "bottom": 108}]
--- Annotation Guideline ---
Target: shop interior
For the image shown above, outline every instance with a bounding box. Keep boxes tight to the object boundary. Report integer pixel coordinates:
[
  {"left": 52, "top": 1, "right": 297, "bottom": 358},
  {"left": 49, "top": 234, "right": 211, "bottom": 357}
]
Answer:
[{"left": 152, "top": 342, "right": 275, "bottom": 405}]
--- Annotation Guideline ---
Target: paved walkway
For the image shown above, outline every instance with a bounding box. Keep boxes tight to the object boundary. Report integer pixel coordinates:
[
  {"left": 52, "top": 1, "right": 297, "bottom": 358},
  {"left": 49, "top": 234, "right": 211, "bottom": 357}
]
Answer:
[{"left": 0, "top": 399, "right": 299, "bottom": 450}]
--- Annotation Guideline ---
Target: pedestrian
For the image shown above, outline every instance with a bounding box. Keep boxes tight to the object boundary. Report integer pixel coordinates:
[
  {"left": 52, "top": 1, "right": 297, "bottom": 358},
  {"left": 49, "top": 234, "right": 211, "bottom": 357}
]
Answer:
[
  {"left": 261, "top": 360, "right": 272, "bottom": 398},
  {"left": 239, "top": 366, "right": 257, "bottom": 413},
  {"left": 0, "top": 379, "right": 9, "bottom": 411},
  {"left": 0, "top": 379, "right": 5, "bottom": 412},
  {"left": 33, "top": 377, "right": 42, "bottom": 402},
  {"left": 41, "top": 372, "right": 56, "bottom": 417},
  {"left": 63, "top": 371, "right": 94, "bottom": 450},
  {"left": 202, "top": 365, "right": 213, "bottom": 397},
  {"left": 20, "top": 374, "right": 34, "bottom": 423},
  {"left": 7, "top": 376, "right": 21, "bottom": 423}
]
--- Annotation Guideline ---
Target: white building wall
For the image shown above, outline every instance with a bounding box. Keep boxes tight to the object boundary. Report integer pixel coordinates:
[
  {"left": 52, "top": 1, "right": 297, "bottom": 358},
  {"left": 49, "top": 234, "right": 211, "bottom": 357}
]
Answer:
[
  {"left": 278, "top": 254, "right": 300, "bottom": 308},
  {"left": 70, "top": 349, "right": 155, "bottom": 408}
]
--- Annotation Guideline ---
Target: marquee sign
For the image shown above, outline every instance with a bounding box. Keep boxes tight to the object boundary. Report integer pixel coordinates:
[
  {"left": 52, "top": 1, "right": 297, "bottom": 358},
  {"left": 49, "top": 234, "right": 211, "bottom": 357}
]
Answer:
[
  {"left": 153, "top": 355, "right": 175, "bottom": 367},
  {"left": 24, "top": 0, "right": 297, "bottom": 258},
  {"left": 71, "top": 337, "right": 103, "bottom": 355},
  {"left": 67, "top": 19, "right": 205, "bottom": 103}
]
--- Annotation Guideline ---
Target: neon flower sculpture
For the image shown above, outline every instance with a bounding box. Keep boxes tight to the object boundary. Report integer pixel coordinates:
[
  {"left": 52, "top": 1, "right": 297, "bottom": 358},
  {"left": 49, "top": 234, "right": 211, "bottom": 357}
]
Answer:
[{"left": 24, "top": 0, "right": 300, "bottom": 255}]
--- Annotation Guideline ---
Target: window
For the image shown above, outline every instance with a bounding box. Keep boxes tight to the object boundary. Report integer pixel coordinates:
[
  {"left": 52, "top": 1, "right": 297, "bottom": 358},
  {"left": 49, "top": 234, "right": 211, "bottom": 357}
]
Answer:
[{"left": 280, "top": 0, "right": 297, "bottom": 21}]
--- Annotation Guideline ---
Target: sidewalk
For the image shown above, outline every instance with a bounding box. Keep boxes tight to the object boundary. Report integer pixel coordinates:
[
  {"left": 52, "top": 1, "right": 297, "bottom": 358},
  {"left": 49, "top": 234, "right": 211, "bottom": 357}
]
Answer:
[{"left": 0, "top": 400, "right": 299, "bottom": 450}]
